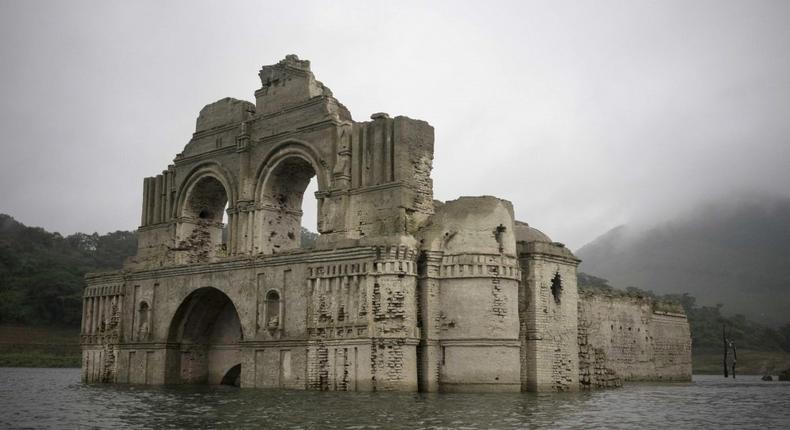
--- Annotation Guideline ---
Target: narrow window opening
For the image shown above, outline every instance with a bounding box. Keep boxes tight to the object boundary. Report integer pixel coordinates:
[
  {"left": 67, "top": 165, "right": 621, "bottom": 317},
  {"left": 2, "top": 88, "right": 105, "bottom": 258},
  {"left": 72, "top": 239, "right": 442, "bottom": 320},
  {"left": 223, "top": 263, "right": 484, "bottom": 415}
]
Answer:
[
  {"left": 551, "top": 272, "right": 562, "bottom": 304},
  {"left": 265, "top": 290, "right": 281, "bottom": 330},
  {"left": 221, "top": 201, "right": 229, "bottom": 248},
  {"left": 300, "top": 177, "right": 319, "bottom": 249},
  {"left": 137, "top": 301, "right": 150, "bottom": 340}
]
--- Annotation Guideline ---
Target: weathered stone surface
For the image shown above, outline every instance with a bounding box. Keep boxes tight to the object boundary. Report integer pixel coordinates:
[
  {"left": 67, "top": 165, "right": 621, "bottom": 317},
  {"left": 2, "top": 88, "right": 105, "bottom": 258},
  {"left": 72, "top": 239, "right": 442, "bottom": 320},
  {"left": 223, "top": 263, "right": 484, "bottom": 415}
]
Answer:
[
  {"left": 81, "top": 55, "right": 691, "bottom": 392},
  {"left": 577, "top": 290, "right": 693, "bottom": 387}
]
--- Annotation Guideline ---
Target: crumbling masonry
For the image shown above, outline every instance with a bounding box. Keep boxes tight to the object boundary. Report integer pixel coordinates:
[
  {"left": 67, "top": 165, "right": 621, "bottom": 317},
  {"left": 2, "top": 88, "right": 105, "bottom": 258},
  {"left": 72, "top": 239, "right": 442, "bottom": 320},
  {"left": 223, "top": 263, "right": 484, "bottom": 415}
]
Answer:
[{"left": 81, "top": 56, "right": 691, "bottom": 391}]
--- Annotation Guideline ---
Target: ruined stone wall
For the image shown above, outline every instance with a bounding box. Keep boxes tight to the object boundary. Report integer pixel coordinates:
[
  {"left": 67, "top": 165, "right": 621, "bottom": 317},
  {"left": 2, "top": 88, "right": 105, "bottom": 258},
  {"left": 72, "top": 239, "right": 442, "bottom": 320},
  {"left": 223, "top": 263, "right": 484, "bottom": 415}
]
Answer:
[
  {"left": 81, "top": 281, "right": 124, "bottom": 384},
  {"left": 577, "top": 291, "right": 692, "bottom": 388},
  {"left": 83, "top": 245, "right": 420, "bottom": 391},
  {"left": 518, "top": 245, "right": 580, "bottom": 392}
]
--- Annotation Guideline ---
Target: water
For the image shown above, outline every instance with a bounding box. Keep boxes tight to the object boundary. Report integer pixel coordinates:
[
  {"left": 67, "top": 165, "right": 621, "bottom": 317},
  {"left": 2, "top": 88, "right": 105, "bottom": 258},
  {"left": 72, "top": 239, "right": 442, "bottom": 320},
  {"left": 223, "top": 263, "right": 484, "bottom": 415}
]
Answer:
[{"left": 1, "top": 369, "right": 789, "bottom": 429}]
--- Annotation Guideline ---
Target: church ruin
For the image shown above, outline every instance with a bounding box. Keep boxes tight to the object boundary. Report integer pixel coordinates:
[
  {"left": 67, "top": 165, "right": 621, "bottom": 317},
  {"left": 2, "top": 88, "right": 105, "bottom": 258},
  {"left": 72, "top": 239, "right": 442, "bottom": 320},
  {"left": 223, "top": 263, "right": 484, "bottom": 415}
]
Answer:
[{"left": 81, "top": 55, "right": 691, "bottom": 391}]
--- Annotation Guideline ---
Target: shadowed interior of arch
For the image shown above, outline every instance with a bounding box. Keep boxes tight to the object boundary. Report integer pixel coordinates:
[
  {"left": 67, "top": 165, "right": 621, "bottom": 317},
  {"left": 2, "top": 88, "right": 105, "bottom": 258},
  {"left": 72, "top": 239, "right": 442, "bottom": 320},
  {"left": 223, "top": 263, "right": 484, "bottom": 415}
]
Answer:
[
  {"left": 259, "top": 157, "right": 317, "bottom": 253},
  {"left": 179, "top": 176, "right": 230, "bottom": 262},
  {"left": 220, "top": 364, "right": 241, "bottom": 387},
  {"left": 165, "top": 287, "right": 242, "bottom": 385}
]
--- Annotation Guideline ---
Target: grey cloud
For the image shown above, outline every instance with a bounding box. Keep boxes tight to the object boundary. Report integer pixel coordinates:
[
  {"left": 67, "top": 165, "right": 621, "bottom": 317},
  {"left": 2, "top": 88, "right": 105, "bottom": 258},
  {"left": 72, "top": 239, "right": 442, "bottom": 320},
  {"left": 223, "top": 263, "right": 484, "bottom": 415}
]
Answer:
[{"left": 2, "top": 0, "right": 789, "bottom": 249}]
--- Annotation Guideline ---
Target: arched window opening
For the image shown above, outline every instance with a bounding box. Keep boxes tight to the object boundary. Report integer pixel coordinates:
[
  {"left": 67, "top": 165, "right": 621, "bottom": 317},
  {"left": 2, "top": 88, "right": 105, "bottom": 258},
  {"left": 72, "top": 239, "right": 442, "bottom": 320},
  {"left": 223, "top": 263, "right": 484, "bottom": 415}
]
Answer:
[
  {"left": 137, "top": 301, "right": 150, "bottom": 341},
  {"left": 179, "top": 176, "right": 230, "bottom": 263},
  {"left": 259, "top": 157, "right": 317, "bottom": 253},
  {"left": 265, "top": 290, "right": 281, "bottom": 330},
  {"left": 551, "top": 273, "right": 562, "bottom": 304}
]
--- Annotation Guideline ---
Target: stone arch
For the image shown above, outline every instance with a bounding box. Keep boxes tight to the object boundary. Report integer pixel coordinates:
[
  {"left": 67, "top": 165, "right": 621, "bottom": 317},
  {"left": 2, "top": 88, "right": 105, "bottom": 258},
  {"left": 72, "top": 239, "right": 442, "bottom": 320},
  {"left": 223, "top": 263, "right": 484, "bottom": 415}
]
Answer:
[
  {"left": 164, "top": 287, "right": 243, "bottom": 385},
  {"left": 254, "top": 140, "right": 329, "bottom": 196},
  {"left": 175, "top": 162, "right": 237, "bottom": 219},
  {"left": 174, "top": 163, "right": 237, "bottom": 262},
  {"left": 253, "top": 141, "right": 329, "bottom": 252}
]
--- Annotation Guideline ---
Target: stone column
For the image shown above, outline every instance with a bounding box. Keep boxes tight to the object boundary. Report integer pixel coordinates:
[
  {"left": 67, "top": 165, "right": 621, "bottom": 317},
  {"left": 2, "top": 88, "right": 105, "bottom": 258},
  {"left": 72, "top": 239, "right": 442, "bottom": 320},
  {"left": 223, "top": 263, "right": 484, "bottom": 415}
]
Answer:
[
  {"left": 144, "top": 177, "right": 154, "bottom": 226},
  {"left": 153, "top": 175, "right": 163, "bottom": 224},
  {"left": 141, "top": 179, "right": 149, "bottom": 226},
  {"left": 163, "top": 170, "right": 171, "bottom": 222},
  {"left": 417, "top": 251, "right": 442, "bottom": 392},
  {"left": 81, "top": 297, "right": 88, "bottom": 334}
]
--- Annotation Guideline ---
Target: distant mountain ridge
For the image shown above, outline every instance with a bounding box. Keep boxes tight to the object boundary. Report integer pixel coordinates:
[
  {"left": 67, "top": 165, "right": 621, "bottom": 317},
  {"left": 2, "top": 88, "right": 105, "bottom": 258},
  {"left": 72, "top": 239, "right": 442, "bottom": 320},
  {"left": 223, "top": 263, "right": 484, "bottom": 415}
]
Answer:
[{"left": 576, "top": 197, "right": 790, "bottom": 326}]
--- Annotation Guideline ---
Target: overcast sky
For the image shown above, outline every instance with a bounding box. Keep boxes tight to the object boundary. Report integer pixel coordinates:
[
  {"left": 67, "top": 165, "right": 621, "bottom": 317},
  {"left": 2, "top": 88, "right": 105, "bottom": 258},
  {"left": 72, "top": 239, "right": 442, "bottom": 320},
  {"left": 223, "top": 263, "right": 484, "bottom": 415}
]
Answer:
[{"left": 1, "top": 0, "right": 789, "bottom": 249}]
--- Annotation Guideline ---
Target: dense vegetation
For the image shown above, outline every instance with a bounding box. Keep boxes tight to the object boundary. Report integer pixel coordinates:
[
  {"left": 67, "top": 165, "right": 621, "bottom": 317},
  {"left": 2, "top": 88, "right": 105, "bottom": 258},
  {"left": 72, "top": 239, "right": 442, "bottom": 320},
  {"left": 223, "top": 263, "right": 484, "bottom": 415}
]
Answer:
[
  {"left": 300, "top": 227, "right": 319, "bottom": 248},
  {"left": 0, "top": 214, "right": 321, "bottom": 327},
  {"left": 0, "top": 214, "right": 136, "bottom": 326},
  {"left": 579, "top": 272, "right": 790, "bottom": 353}
]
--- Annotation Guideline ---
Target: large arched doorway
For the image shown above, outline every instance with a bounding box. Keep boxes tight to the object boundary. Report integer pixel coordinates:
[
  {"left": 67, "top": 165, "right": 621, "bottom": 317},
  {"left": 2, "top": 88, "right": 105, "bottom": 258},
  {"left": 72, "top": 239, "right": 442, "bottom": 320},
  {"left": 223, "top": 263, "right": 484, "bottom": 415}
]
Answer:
[
  {"left": 165, "top": 287, "right": 242, "bottom": 385},
  {"left": 258, "top": 156, "right": 317, "bottom": 253},
  {"left": 178, "top": 176, "right": 231, "bottom": 263}
]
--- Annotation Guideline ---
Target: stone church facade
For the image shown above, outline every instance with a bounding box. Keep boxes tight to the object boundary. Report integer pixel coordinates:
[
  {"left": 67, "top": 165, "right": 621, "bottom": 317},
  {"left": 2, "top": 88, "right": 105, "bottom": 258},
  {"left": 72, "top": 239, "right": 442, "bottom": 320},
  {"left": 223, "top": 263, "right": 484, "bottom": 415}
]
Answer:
[{"left": 81, "top": 56, "right": 691, "bottom": 392}]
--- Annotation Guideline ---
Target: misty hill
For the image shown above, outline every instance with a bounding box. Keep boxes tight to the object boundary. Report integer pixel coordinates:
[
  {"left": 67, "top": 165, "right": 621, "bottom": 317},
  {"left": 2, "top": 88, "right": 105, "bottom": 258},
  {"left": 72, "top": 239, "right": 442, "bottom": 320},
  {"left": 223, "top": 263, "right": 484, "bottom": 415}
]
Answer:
[{"left": 577, "top": 197, "right": 790, "bottom": 326}]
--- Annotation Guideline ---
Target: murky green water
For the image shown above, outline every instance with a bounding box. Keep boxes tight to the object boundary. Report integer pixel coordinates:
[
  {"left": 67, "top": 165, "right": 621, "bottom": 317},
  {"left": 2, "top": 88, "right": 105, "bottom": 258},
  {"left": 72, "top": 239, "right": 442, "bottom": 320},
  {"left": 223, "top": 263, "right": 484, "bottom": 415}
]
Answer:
[{"left": 1, "top": 368, "right": 789, "bottom": 429}]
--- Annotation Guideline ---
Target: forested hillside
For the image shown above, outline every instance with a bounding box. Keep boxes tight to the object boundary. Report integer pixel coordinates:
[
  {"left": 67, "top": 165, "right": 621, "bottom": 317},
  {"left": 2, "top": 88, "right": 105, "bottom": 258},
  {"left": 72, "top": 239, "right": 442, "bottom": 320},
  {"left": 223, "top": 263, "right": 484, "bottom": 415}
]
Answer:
[
  {"left": 0, "top": 215, "right": 320, "bottom": 327},
  {"left": 0, "top": 214, "right": 136, "bottom": 326}
]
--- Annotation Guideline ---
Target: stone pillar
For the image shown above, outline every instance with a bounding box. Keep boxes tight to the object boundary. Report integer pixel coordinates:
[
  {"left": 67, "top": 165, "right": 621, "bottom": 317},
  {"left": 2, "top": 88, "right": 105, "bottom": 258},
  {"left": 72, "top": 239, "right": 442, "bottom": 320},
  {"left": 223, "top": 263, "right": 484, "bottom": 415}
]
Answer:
[
  {"left": 236, "top": 127, "right": 251, "bottom": 255},
  {"left": 417, "top": 251, "right": 442, "bottom": 392},
  {"left": 368, "top": 246, "right": 420, "bottom": 392},
  {"left": 226, "top": 212, "right": 234, "bottom": 254},
  {"left": 92, "top": 296, "right": 99, "bottom": 334},
  {"left": 141, "top": 179, "right": 149, "bottom": 226},
  {"left": 163, "top": 170, "right": 171, "bottom": 222},
  {"left": 145, "top": 177, "right": 154, "bottom": 226},
  {"left": 87, "top": 297, "right": 94, "bottom": 334},
  {"left": 153, "top": 175, "right": 163, "bottom": 224},
  {"left": 81, "top": 297, "right": 88, "bottom": 334}
]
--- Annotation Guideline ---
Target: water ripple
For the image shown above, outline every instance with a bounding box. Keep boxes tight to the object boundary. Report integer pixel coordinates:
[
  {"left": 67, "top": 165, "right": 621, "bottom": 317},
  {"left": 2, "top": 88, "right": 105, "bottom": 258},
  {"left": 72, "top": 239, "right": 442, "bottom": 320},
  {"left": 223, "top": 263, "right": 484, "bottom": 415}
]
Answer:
[{"left": 1, "top": 369, "right": 789, "bottom": 429}]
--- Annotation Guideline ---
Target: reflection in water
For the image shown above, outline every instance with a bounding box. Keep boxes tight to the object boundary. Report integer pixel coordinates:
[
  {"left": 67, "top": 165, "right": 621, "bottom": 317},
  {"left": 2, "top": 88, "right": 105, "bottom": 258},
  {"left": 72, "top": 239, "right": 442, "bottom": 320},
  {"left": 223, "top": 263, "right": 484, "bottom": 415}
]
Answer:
[{"left": 1, "top": 368, "right": 789, "bottom": 429}]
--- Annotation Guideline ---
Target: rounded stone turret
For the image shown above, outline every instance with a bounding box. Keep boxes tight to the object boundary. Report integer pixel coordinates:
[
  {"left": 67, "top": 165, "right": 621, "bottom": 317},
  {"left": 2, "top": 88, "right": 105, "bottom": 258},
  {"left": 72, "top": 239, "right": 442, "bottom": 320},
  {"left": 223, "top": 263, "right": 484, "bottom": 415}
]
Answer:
[
  {"left": 419, "top": 196, "right": 517, "bottom": 256},
  {"left": 514, "top": 221, "right": 552, "bottom": 244},
  {"left": 514, "top": 220, "right": 578, "bottom": 261}
]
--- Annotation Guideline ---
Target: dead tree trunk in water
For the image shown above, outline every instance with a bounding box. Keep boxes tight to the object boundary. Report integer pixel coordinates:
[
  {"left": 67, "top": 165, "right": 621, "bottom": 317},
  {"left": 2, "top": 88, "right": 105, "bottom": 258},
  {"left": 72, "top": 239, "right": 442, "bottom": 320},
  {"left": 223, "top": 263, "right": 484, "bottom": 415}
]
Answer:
[
  {"left": 730, "top": 341, "right": 737, "bottom": 379},
  {"left": 723, "top": 325, "right": 729, "bottom": 378}
]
